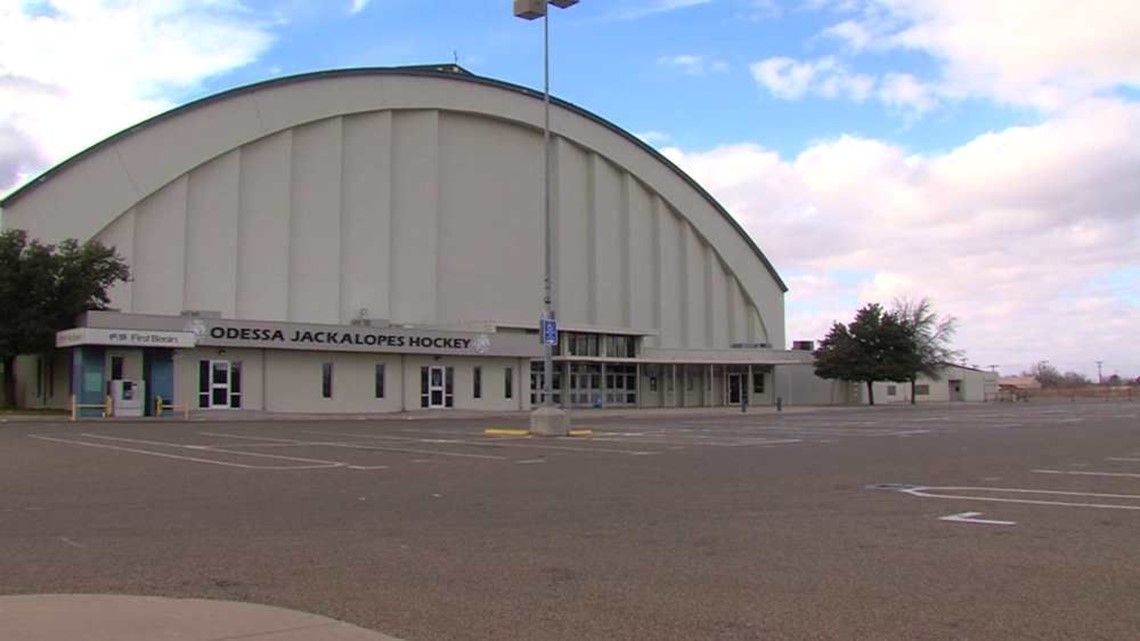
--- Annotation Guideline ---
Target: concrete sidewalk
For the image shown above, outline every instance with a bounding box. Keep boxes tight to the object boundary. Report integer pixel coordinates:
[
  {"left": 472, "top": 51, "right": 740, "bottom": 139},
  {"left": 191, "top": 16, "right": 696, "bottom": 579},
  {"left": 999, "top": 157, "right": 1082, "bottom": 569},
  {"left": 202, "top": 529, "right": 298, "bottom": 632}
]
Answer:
[
  {"left": 0, "top": 594, "right": 403, "bottom": 641},
  {"left": 2, "top": 404, "right": 830, "bottom": 424}
]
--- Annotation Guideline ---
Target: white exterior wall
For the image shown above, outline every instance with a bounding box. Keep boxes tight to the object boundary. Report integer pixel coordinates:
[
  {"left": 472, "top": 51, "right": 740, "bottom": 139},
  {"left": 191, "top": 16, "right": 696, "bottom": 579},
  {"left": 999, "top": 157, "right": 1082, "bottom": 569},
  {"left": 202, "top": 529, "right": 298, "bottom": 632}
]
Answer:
[
  {"left": 12, "top": 352, "right": 71, "bottom": 410},
  {"left": 170, "top": 349, "right": 528, "bottom": 413},
  {"left": 777, "top": 363, "right": 860, "bottom": 406},
  {"left": 2, "top": 72, "right": 784, "bottom": 355},
  {"left": 177, "top": 348, "right": 267, "bottom": 412},
  {"left": 783, "top": 363, "right": 998, "bottom": 406},
  {"left": 401, "top": 357, "right": 527, "bottom": 412},
  {"left": 263, "top": 351, "right": 395, "bottom": 413},
  {"left": 874, "top": 366, "right": 998, "bottom": 403}
]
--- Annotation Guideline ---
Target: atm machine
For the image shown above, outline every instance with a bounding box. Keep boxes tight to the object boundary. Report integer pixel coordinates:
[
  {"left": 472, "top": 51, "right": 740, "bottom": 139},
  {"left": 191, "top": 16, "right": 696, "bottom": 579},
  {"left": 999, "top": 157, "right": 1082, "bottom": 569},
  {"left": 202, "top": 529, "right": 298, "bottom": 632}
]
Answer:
[{"left": 110, "top": 380, "right": 146, "bottom": 417}]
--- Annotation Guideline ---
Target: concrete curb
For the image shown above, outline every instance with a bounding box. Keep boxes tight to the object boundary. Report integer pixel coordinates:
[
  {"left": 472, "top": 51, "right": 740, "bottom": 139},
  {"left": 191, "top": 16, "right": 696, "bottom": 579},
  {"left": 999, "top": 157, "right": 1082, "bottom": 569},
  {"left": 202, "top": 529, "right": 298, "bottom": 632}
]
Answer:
[
  {"left": 1, "top": 405, "right": 833, "bottom": 425},
  {"left": 0, "top": 594, "right": 404, "bottom": 641}
]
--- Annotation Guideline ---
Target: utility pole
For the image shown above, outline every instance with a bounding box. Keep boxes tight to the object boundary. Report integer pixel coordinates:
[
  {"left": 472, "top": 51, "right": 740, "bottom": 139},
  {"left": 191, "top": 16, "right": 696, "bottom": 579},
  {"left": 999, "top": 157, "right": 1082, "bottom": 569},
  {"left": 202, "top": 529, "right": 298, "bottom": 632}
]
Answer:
[{"left": 1096, "top": 360, "right": 1103, "bottom": 385}]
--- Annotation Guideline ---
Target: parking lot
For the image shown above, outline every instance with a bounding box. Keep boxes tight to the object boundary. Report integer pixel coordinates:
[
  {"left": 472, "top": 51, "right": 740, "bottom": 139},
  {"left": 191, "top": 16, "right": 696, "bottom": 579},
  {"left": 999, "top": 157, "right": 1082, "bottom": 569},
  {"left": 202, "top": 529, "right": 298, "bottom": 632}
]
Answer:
[{"left": 2, "top": 402, "right": 1139, "bottom": 640}]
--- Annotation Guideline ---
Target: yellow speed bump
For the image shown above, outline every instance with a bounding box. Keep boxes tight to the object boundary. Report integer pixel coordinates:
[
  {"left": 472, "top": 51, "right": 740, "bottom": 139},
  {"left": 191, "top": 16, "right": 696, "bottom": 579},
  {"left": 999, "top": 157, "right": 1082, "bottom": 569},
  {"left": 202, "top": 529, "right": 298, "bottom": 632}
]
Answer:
[
  {"left": 568, "top": 428, "right": 593, "bottom": 438},
  {"left": 484, "top": 428, "right": 530, "bottom": 437}
]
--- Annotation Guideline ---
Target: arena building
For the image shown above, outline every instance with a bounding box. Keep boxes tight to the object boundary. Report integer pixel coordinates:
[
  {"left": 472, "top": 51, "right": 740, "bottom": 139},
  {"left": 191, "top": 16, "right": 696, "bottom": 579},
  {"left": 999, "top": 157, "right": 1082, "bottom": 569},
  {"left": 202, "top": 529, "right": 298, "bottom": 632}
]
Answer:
[{"left": 1, "top": 64, "right": 810, "bottom": 416}]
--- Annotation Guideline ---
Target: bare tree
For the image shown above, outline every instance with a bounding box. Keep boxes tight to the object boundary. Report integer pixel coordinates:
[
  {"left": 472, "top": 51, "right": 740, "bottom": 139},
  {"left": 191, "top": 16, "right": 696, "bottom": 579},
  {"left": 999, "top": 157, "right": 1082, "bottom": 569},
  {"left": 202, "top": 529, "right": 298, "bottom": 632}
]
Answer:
[{"left": 892, "top": 298, "right": 961, "bottom": 404}]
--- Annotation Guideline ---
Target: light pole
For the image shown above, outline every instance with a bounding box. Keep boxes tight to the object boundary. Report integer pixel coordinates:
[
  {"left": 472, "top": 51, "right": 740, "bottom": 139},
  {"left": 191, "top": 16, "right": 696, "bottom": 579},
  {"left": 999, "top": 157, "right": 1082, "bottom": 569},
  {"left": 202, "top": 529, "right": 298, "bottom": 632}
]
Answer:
[{"left": 514, "top": 0, "right": 577, "bottom": 436}]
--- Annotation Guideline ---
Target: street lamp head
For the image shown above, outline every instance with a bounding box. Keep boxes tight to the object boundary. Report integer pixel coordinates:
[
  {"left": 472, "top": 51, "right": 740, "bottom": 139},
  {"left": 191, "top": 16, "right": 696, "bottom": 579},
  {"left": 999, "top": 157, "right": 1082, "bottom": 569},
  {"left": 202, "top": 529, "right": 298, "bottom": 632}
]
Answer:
[
  {"left": 514, "top": 0, "right": 579, "bottom": 19},
  {"left": 513, "top": 0, "right": 545, "bottom": 20}
]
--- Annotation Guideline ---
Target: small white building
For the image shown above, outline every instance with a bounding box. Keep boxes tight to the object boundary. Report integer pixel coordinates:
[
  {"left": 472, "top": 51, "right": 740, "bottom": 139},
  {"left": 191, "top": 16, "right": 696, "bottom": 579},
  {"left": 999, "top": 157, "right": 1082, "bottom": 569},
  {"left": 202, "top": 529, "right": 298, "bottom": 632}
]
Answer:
[
  {"left": 777, "top": 362, "right": 998, "bottom": 405},
  {"left": 871, "top": 365, "right": 999, "bottom": 404}
]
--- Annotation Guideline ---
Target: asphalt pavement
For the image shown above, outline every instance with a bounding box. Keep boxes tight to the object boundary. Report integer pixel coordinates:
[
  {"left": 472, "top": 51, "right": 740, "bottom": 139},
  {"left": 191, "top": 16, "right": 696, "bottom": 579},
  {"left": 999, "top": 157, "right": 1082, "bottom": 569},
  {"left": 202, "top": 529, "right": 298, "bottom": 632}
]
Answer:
[{"left": 1, "top": 401, "right": 1138, "bottom": 640}]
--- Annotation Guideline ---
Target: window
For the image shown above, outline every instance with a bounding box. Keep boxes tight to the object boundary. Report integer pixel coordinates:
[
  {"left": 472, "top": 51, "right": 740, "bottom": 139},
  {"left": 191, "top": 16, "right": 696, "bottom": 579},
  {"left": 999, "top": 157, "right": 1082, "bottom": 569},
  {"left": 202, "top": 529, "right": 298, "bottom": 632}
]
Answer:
[
  {"left": 529, "top": 362, "right": 563, "bottom": 406},
  {"left": 375, "top": 364, "right": 385, "bottom": 398},
  {"left": 322, "top": 362, "right": 334, "bottom": 399},
  {"left": 504, "top": 367, "right": 513, "bottom": 399},
  {"left": 473, "top": 366, "right": 482, "bottom": 399},
  {"left": 564, "top": 332, "right": 637, "bottom": 358},
  {"left": 110, "top": 355, "right": 124, "bottom": 380},
  {"left": 753, "top": 373, "right": 765, "bottom": 395},
  {"left": 605, "top": 335, "right": 635, "bottom": 358},
  {"left": 915, "top": 384, "right": 930, "bottom": 396},
  {"left": 887, "top": 385, "right": 897, "bottom": 396},
  {"left": 198, "top": 361, "right": 210, "bottom": 408},
  {"left": 230, "top": 362, "right": 242, "bottom": 408}
]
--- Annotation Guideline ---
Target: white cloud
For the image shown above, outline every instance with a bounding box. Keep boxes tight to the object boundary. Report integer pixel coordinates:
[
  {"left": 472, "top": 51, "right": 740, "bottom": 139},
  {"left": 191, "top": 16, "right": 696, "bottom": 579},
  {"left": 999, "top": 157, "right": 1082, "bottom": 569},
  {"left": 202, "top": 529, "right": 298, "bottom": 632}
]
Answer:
[
  {"left": 741, "top": 0, "right": 781, "bottom": 20},
  {"left": 750, "top": 56, "right": 874, "bottom": 102},
  {"left": 751, "top": 57, "right": 935, "bottom": 115},
  {"left": 877, "top": 72, "right": 938, "bottom": 115},
  {"left": 350, "top": 0, "right": 372, "bottom": 14},
  {"left": 658, "top": 55, "right": 729, "bottom": 75},
  {"left": 608, "top": 0, "right": 713, "bottom": 20},
  {"left": 0, "top": 1, "right": 276, "bottom": 193},
  {"left": 814, "top": 0, "right": 1140, "bottom": 109},
  {"left": 635, "top": 130, "right": 672, "bottom": 145},
  {"left": 821, "top": 19, "right": 873, "bottom": 51},
  {"left": 665, "top": 98, "right": 1140, "bottom": 377}
]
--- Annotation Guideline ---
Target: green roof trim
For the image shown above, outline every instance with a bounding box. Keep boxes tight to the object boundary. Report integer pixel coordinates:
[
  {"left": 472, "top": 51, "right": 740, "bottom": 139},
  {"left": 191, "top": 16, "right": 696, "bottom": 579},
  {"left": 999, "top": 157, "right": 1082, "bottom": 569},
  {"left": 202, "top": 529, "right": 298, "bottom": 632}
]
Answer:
[{"left": 0, "top": 64, "right": 787, "bottom": 292}]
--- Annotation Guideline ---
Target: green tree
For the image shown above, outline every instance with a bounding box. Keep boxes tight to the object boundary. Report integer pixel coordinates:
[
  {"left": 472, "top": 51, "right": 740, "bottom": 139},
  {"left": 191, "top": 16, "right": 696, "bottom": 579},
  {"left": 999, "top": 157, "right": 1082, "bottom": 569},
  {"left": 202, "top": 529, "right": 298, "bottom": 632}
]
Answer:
[
  {"left": 892, "top": 298, "right": 961, "bottom": 404},
  {"left": 0, "top": 229, "right": 130, "bottom": 407},
  {"left": 813, "top": 303, "right": 915, "bottom": 405}
]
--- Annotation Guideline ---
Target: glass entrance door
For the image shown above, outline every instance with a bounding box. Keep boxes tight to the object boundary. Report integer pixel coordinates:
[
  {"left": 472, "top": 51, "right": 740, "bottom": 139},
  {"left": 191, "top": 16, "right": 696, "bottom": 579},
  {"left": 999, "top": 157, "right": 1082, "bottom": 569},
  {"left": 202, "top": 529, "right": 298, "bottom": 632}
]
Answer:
[
  {"left": 727, "top": 372, "right": 747, "bottom": 406},
  {"left": 198, "top": 360, "right": 242, "bottom": 409},
  {"left": 420, "top": 366, "right": 454, "bottom": 408}
]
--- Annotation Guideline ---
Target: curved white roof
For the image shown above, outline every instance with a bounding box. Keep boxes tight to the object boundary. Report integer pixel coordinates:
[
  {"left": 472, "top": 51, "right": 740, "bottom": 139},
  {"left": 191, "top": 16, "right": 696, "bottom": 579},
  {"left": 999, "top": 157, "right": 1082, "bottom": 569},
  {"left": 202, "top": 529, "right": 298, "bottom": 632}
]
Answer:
[{"left": 1, "top": 65, "right": 786, "bottom": 350}]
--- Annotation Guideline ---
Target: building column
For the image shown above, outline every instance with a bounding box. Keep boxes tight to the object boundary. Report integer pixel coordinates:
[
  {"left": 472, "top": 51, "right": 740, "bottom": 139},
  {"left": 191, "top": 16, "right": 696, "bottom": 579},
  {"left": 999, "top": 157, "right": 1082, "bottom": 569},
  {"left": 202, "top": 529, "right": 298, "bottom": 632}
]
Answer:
[
  {"left": 600, "top": 361, "right": 607, "bottom": 408},
  {"left": 636, "top": 363, "right": 643, "bottom": 408}
]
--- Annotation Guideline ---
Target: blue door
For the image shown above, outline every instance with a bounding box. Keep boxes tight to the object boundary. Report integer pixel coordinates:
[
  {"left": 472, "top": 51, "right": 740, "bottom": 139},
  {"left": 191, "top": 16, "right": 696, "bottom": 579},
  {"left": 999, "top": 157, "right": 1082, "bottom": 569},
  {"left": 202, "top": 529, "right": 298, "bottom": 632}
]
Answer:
[{"left": 144, "top": 350, "right": 174, "bottom": 416}]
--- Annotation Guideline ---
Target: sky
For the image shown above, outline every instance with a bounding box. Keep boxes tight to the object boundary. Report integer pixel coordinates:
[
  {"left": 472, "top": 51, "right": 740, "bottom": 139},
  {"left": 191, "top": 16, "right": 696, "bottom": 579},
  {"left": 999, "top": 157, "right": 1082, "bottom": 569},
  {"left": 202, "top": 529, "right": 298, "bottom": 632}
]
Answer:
[{"left": 1, "top": 0, "right": 1138, "bottom": 380}]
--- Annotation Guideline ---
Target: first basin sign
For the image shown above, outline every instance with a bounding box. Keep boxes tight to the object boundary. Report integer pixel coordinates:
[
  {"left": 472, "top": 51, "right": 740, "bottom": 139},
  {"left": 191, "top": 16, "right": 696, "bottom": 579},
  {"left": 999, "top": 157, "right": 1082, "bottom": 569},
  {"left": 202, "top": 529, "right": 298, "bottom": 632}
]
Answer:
[
  {"left": 541, "top": 318, "right": 558, "bottom": 346},
  {"left": 56, "top": 327, "right": 196, "bottom": 348}
]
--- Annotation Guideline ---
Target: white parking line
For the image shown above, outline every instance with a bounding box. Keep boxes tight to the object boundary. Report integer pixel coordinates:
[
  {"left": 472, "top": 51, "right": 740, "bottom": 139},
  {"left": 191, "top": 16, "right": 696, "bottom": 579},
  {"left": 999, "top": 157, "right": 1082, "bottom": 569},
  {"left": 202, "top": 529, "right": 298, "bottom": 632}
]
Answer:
[
  {"left": 901, "top": 485, "right": 1140, "bottom": 510},
  {"left": 938, "top": 511, "right": 1017, "bottom": 526},
  {"left": 29, "top": 435, "right": 341, "bottom": 470},
  {"left": 293, "top": 429, "right": 659, "bottom": 456},
  {"left": 589, "top": 435, "right": 802, "bottom": 447},
  {"left": 83, "top": 434, "right": 353, "bottom": 466},
  {"left": 201, "top": 431, "right": 508, "bottom": 460},
  {"left": 1033, "top": 469, "right": 1140, "bottom": 479}
]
